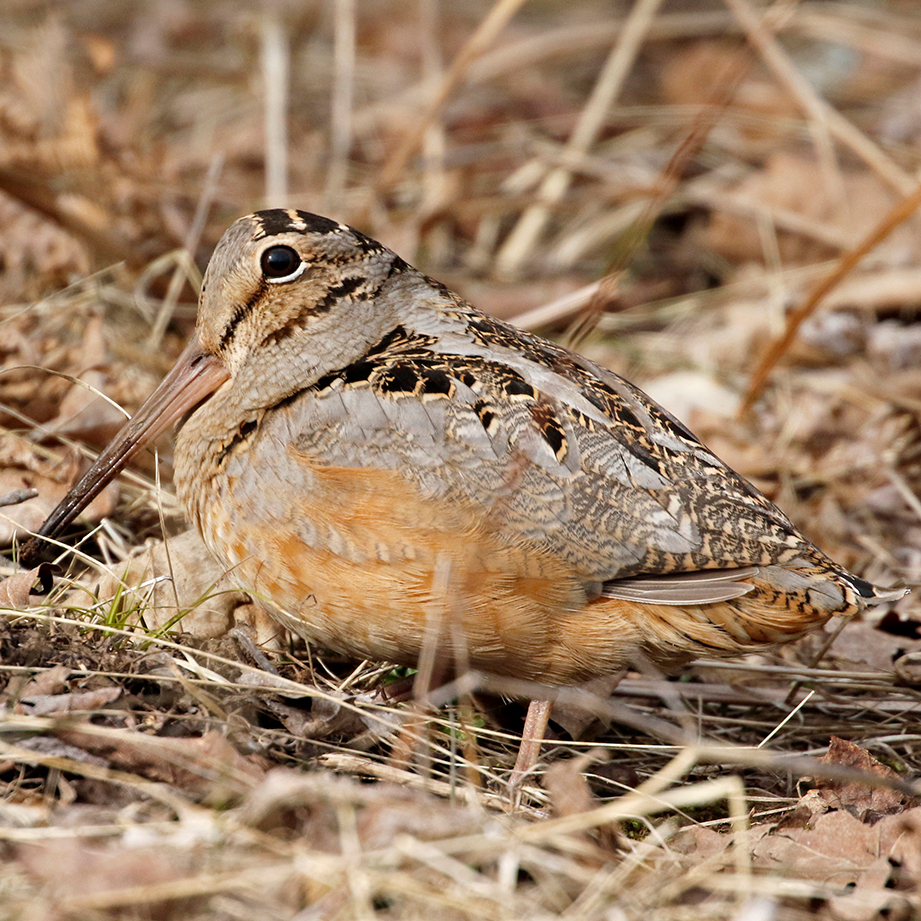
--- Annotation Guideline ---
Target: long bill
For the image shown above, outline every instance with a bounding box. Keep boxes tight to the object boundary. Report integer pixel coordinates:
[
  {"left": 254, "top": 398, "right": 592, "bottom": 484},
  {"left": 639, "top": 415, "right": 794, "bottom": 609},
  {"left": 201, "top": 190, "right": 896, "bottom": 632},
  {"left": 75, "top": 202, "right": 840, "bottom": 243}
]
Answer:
[{"left": 19, "top": 335, "right": 230, "bottom": 568}]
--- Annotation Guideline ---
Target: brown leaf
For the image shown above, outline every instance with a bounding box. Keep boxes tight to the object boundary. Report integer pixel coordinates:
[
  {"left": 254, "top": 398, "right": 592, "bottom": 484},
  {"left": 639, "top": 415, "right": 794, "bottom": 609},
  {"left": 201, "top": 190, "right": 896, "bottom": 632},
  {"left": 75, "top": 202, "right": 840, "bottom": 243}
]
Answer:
[
  {"left": 754, "top": 809, "right": 881, "bottom": 886},
  {"left": 39, "top": 315, "right": 128, "bottom": 444},
  {"left": 81, "top": 528, "right": 250, "bottom": 640},
  {"left": 0, "top": 432, "right": 118, "bottom": 546},
  {"left": 826, "top": 856, "right": 910, "bottom": 921},
  {"left": 543, "top": 752, "right": 621, "bottom": 853},
  {"left": 0, "top": 563, "right": 57, "bottom": 608},
  {"left": 17, "top": 839, "right": 196, "bottom": 912},
  {"left": 668, "top": 825, "right": 728, "bottom": 861},
  {"left": 888, "top": 810, "right": 921, "bottom": 892},
  {"left": 701, "top": 150, "right": 914, "bottom": 267},
  {"left": 814, "top": 736, "right": 915, "bottom": 820},
  {"left": 754, "top": 808, "right": 921, "bottom": 920},
  {"left": 16, "top": 664, "right": 72, "bottom": 698},
  {"left": 55, "top": 727, "right": 266, "bottom": 801},
  {"left": 544, "top": 757, "right": 596, "bottom": 820},
  {"left": 356, "top": 784, "right": 484, "bottom": 849},
  {"left": 16, "top": 685, "right": 121, "bottom": 717},
  {"left": 548, "top": 672, "right": 625, "bottom": 741},
  {"left": 829, "top": 620, "right": 921, "bottom": 674},
  {"left": 260, "top": 692, "right": 374, "bottom": 742},
  {"left": 41, "top": 372, "right": 127, "bottom": 444}
]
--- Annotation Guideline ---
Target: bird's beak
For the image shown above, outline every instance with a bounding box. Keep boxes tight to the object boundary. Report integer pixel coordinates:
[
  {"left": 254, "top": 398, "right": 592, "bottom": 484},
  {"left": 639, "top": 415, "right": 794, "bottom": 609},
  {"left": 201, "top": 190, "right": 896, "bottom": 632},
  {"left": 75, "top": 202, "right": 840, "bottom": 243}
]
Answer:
[{"left": 20, "top": 334, "right": 230, "bottom": 565}]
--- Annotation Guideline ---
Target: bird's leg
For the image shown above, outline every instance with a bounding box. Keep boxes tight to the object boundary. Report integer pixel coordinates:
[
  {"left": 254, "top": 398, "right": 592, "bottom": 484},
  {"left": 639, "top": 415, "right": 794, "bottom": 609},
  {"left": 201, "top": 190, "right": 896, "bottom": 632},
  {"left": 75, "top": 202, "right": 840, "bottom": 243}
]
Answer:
[
  {"left": 510, "top": 698, "right": 553, "bottom": 796},
  {"left": 386, "top": 652, "right": 451, "bottom": 776}
]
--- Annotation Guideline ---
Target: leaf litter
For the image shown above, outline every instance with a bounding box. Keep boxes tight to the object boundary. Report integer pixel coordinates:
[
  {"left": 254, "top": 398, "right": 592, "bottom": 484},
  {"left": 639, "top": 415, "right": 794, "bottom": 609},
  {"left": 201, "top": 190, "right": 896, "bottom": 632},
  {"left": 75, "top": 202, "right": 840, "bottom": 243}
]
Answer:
[{"left": 1, "top": 2, "right": 921, "bottom": 918}]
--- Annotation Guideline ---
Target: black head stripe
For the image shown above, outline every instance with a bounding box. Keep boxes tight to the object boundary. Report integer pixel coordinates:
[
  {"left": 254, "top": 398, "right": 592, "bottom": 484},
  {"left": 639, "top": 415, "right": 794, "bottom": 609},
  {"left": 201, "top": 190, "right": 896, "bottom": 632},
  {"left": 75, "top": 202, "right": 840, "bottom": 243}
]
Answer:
[{"left": 253, "top": 209, "right": 342, "bottom": 239}]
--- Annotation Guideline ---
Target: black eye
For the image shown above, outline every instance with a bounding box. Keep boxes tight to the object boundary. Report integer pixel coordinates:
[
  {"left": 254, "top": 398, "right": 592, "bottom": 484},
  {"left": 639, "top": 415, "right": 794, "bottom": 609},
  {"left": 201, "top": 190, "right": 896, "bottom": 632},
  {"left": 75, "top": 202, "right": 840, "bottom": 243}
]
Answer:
[{"left": 260, "top": 245, "right": 302, "bottom": 281}]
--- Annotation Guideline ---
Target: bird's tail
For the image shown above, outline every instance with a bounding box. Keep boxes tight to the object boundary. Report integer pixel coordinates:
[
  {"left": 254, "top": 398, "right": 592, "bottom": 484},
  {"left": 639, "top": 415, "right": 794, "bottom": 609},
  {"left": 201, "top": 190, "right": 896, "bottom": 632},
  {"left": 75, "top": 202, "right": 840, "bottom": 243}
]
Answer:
[{"left": 843, "top": 571, "right": 909, "bottom": 607}]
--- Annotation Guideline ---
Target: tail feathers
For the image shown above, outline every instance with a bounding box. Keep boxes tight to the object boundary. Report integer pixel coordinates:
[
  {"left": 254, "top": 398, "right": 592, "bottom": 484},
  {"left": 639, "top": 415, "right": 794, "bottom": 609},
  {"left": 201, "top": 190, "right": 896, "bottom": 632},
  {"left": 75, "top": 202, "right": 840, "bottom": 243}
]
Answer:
[
  {"left": 845, "top": 572, "right": 910, "bottom": 606},
  {"left": 602, "top": 565, "right": 909, "bottom": 611}
]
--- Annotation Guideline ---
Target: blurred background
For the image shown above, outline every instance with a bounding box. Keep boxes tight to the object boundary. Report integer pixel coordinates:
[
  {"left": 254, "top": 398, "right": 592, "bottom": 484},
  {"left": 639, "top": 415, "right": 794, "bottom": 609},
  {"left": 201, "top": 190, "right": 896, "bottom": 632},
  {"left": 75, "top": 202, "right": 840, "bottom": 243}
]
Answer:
[
  {"left": 2, "top": 0, "right": 919, "bottom": 591},
  {"left": 2, "top": 3, "right": 921, "bottom": 915}
]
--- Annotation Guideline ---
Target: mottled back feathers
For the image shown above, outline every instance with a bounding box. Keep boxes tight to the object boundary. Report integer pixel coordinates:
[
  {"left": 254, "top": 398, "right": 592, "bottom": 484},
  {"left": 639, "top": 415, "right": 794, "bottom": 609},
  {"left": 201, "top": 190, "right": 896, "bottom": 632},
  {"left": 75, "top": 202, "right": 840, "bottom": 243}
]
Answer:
[{"left": 175, "top": 209, "right": 892, "bottom": 621}]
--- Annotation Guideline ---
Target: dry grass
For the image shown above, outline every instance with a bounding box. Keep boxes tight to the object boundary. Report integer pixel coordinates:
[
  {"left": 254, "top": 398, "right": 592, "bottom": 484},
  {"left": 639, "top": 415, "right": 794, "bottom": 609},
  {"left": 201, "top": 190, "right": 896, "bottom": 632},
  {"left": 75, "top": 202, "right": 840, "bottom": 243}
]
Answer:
[{"left": 1, "top": 1, "right": 921, "bottom": 918}]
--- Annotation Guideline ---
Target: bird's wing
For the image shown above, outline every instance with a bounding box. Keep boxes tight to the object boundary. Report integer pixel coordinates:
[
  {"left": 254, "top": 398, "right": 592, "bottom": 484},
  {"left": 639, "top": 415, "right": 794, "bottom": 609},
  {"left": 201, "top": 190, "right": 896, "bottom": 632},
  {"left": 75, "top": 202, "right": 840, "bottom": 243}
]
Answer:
[{"left": 277, "top": 312, "right": 816, "bottom": 594}]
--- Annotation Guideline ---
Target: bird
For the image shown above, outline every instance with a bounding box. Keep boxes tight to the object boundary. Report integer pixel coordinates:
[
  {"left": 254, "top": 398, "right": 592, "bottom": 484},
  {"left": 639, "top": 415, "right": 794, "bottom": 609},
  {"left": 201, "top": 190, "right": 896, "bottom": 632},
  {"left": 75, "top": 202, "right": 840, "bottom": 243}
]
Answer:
[{"left": 24, "top": 208, "right": 905, "bottom": 783}]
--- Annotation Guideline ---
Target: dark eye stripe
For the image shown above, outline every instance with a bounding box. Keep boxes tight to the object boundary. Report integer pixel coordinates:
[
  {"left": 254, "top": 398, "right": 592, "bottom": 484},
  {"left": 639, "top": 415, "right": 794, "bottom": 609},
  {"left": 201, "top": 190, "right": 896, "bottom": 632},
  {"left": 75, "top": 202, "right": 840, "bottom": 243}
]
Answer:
[
  {"left": 312, "top": 275, "right": 365, "bottom": 311},
  {"left": 219, "top": 284, "right": 265, "bottom": 350},
  {"left": 258, "top": 276, "right": 369, "bottom": 348}
]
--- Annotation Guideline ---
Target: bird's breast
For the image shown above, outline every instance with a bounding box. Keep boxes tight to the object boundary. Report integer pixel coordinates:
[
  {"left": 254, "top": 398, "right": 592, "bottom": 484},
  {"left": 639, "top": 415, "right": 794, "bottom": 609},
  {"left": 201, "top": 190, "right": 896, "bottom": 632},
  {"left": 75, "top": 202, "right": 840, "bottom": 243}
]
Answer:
[{"left": 170, "top": 394, "right": 611, "bottom": 680}]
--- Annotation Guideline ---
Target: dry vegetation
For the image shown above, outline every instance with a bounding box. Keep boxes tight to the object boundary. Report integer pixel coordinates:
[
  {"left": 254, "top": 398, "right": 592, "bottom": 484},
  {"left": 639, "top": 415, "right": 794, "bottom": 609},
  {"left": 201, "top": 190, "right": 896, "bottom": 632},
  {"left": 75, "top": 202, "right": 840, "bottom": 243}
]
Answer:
[{"left": 1, "top": 1, "right": 921, "bottom": 918}]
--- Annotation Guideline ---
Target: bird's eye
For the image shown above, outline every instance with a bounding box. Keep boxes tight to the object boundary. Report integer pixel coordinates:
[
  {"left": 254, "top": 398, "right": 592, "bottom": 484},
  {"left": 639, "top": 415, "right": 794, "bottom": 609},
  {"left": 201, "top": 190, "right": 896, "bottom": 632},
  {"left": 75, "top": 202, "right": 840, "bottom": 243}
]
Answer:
[{"left": 260, "top": 245, "right": 304, "bottom": 282}]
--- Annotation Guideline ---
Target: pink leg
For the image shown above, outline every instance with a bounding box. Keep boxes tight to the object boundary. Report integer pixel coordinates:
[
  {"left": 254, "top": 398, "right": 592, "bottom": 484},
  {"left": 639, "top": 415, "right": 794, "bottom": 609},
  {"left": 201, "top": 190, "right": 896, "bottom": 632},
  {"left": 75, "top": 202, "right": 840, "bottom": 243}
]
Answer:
[{"left": 510, "top": 698, "right": 552, "bottom": 790}]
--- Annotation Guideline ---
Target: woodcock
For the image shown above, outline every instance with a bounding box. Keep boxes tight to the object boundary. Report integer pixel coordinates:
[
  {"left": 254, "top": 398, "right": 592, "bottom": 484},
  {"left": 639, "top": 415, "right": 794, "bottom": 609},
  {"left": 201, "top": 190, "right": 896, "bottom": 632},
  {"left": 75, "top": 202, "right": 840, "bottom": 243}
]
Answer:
[{"left": 26, "top": 209, "right": 904, "bottom": 772}]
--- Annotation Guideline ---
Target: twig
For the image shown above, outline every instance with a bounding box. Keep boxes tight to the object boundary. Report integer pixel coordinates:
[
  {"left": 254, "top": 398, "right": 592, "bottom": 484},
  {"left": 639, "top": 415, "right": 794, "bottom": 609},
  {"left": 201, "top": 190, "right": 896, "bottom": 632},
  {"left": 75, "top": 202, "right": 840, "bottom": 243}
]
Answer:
[
  {"left": 494, "top": 0, "right": 665, "bottom": 278},
  {"left": 509, "top": 281, "right": 602, "bottom": 331},
  {"left": 0, "top": 488, "right": 38, "bottom": 508},
  {"left": 325, "top": 0, "right": 356, "bottom": 209},
  {"left": 419, "top": 0, "right": 448, "bottom": 217},
  {"left": 724, "top": 0, "right": 915, "bottom": 196},
  {"left": 262, "top": 12, "right": 289, "bottom": 207},
  {"left": 146, "top": 152, "right": 224, "bottom": 348},
  {"left": 560, "top": 3, "right": 759, "bottom": 352},
  {"left": 759, "top": 690, "right": 814, "bottom": 748},
  {"left": 376, "top": 0, "right": 528, "bottom": 192},
  {"left": 740, "top": 178, "right": 921, "bottom": 414}
]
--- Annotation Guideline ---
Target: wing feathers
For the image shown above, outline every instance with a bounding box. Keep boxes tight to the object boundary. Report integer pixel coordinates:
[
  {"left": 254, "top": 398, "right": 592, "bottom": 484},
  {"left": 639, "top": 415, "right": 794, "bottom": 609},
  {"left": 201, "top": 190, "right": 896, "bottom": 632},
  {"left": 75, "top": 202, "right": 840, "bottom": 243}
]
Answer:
[{"left": 601, "top": 566, "right": 759, "bottom": 605}]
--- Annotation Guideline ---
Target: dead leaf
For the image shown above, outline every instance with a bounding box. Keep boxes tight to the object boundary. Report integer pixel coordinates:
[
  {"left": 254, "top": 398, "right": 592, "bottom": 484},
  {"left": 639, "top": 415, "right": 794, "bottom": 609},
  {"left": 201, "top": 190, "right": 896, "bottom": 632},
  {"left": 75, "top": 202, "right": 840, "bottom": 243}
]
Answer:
[
  {"left": 0, "top": 193, "right": 90, "bottom": 301},
  {"left": 54, "top": 727, "right": 265, "bottom": 801},
  {"left": 12, "top": 735, "right": 110, "bottom": 768},
  {"left": 0, "top": 432, "right": 118, "bottom": 546},
  {"left": 548, "top": 672, "right": 625, "bottom": 741},
  {"left": 259, "top": 692, "right": 383, "bottom": 744},
  {"left": 660, "top": 41, "right": 798, "bottom": 141},
  {"left": 16, "top": 685, "right": 121, "bottom": 716},
  {"left": 543, "top": 752, "right": 620, "bottom": 853},
  {"left": 888, "top": 810, "right": 921, "bottom": 892},
  {"left": 668, "top": 824, "right": 729, "bottom": 862},
  {"left": 757, "top": 807, "right": 921, "bottom": 921},
  {"left": 829, "top": 620, "right": 921, "bottom": 674},
  {"left": 813, "top": 736, "right": 915, "bottom": 820},
  {"left": 755, "top": 808, "right": 881, "bottom": 886},
  {"left": 544, "top": 757, "right": 596, "bottom": 819},
  {"left": 826, "top": 856, "right": 912, "bottom": 921},
  {"left": 17, "top": 839, "right": 197, "bottom": 912},
  {"left": 355, "top": 783, "right": 484, "bottom": 849},
  {"left": 0, "top": 563, "right": 57, "bottom": 608},
  {"left": 701, "top": 150, "right": 915, "bottom": 267},
  {"left": 230, "top": 768, "right": 340, "bottom": 843},
  {"left": 39, "top": 314, "right": 128, "bottom": 444},
  {"left": 16, "top": 663, "right": 71, "bottom": 698}
]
